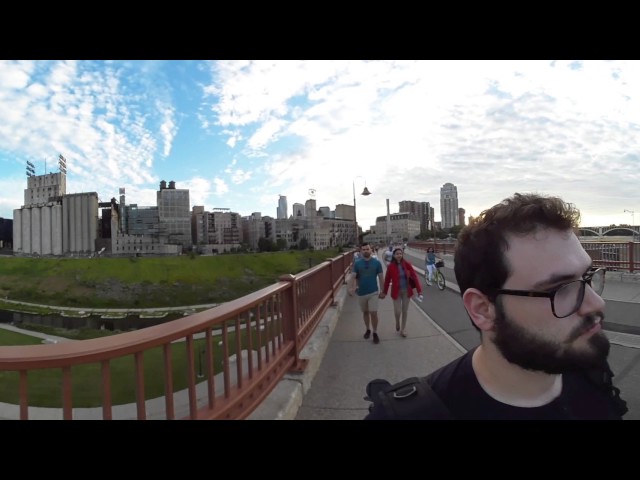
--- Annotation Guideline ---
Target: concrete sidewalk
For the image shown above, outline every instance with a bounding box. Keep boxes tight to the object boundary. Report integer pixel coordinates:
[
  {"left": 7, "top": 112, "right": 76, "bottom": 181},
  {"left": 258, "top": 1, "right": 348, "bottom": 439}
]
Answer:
[{"left": 291, "top": 285, "right": 465, "bottom": 420}]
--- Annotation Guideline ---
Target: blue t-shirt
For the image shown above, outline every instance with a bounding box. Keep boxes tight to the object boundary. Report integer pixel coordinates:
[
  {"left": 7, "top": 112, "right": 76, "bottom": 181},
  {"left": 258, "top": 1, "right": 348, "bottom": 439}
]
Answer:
[
  {"left": 425, "top": 252, "right": 436, "bottom": 265},
  {"left": 398, "top": 263, "right": 408, "bottom": 290},
  {"left": 352, "top": 257, "right": 383, "bottom": 296}
]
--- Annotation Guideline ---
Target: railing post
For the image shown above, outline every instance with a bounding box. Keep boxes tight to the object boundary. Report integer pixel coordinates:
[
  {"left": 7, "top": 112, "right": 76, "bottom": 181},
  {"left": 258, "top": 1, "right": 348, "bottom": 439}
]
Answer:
[
  {"left": 629, "top": 242, "right": 635, "bottom": 273},
  {"left": 340, "top": 252, "right": 353, "bottom": 285},
  {"left": 342, "top": 252, "right": 349, "bottom": 284},
  {"left": 278, "top": 274, "right": 307, "bottom": 372},
  {"left": 327, "top": 258, "right": 337, "bottom": 306}
]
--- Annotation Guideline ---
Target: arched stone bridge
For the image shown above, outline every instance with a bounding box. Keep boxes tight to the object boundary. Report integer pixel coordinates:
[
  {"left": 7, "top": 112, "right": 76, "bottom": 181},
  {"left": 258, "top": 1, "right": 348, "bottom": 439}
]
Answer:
[{"left": 578, "top": 225, "right": 640, "bottom": 237}]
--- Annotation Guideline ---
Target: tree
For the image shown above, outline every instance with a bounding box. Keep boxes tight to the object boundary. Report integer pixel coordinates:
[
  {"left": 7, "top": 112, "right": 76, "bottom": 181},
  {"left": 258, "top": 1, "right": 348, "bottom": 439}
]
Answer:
[
  {"left": 298, "top": 238, "right": 309, "bottom": 250},
  {"left": 449, "top": 225, "right": 464, "bottom": 238},
  {"left": 276, "top": 238, "right": 288, "bottom": 251},
  {"left": 258, "top": 237, "right": 274, "bottom": 252}
]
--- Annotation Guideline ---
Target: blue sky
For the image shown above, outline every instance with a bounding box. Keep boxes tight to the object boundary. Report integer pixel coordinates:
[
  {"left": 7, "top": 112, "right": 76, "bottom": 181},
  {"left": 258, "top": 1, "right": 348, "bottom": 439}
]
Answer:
[{"left": 0, "top": 60, "right": 638, "bottom": 229}]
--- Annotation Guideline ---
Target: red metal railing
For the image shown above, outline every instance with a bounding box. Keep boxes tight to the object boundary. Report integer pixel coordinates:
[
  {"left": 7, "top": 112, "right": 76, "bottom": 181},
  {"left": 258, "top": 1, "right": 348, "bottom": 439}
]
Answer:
[
  {"left": 0, "top": 251, "right": 354, "bottom": 420},
  {"left": 581, "top": 242, "right": 638, "bottom": 273},
  {"left": 407, "top": 240, "right": 457, "bottom": 256},
  {"left": 409, "top": 240, "right": 639, "bottom": 273}
]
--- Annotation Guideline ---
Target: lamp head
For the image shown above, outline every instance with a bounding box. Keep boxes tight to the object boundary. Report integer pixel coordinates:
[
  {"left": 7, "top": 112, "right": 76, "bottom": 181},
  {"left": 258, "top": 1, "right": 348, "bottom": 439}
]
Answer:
[{"left": 361, "top": 187, "right": 371, "bottom": 196}]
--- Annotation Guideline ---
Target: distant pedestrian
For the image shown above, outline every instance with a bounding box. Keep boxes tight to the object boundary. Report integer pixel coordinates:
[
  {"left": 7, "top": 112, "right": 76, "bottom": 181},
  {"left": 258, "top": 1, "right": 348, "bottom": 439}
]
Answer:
[
  {"left": 348, "top": 242, "right": 385, "bottom": 344},
  {"left": 366, "top": 192, "right": 627, "bottom": 420},
  {"left": 383, "top": 245, "right": 393, "bottom": 264},
  {"left": 380, "top": 248, "right": 422, "bottom": 337},
  {"left": 424, "top": 247, "right": 438, "bottom": 286}
]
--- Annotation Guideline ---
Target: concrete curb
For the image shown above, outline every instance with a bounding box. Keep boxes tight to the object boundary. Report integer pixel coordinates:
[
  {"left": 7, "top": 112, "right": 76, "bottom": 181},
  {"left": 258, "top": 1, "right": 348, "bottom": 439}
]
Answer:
[{"left": 248, "top": 286, "right": 348, "bottom": 420}]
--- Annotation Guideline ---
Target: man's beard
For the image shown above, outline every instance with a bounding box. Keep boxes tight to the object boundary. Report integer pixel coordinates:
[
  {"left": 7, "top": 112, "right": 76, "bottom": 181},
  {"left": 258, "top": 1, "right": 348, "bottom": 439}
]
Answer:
[
  {"left": 362, "top": 251, "right": 371, "bottom": 258},
  {"left": 491, "top": 299, "right": 610, "bottom": 374}
]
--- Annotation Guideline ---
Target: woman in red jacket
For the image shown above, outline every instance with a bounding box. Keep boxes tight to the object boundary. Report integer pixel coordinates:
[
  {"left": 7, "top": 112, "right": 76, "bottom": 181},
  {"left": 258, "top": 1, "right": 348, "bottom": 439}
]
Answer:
[{"left": 380, "top": 247, "right": 422, "bottom": 337}]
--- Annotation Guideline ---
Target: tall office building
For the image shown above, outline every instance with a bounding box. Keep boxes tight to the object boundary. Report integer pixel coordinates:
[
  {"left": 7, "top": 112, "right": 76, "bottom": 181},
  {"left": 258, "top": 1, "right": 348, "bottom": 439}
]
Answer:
[
  {"left": 241, "top": 212, "right": 266, "bottom": 250},
  {"left": 373, "top": 212, "right": 421, "bottom": 244},
  {"left": 0, "top": 217, "right": 12, "bottom": 249},
  {"left": 458, "top": 207, "right": 466, "bottom": 227},
  {"left": 292, "top": 203, "right": 305, "bottom": 217},
  {"left": 318, "top": 206, "right": 331, "bottom": 218},
  {"left": 126, "top": 204, "right": 160, "bottom": 236},
  {"left": 277, "top": 195, "right": 288, "bottom": 219},
  {"left": 157, "top": 180, "right": 191, "bottom": 250},
  {"left": 399, "top": 200, "right": 431, "bottom": 234},
  {"left": 208, "top": 210, "right": 242, "bottom": 245},
  {"left": 305, "top": 198, "right": 317, "bottom": 217},
  {"left": 119, "top": 188, "right": 127, "bottom": 234},
  {"left": 335, "top": 204, "right": 355, "bottom": 221},
  {"left": 440, "top": 183, "right": 459, "bottom": 229},
  {"left": 191, "top": 205, "right": 206, "bottom": 245}
]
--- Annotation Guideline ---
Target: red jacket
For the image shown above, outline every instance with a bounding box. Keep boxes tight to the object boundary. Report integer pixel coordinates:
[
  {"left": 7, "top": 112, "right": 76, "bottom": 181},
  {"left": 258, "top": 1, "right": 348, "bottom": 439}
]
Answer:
[{"left": 383, "top": 260, "right": 422, "bottom": 300}]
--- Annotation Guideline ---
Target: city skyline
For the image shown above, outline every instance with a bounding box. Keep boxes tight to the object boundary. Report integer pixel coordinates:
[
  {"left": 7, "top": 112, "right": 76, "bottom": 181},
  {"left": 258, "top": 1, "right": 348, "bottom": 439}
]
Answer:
[{"left": 0, "top": 60, "right": 639, "bottom": 229}]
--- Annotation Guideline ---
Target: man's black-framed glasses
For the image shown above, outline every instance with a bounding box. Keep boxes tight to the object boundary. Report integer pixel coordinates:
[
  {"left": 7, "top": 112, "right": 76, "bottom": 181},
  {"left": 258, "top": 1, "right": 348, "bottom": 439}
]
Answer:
[{"left": 493, "top": 268, "right": 606, "bottom": 318}]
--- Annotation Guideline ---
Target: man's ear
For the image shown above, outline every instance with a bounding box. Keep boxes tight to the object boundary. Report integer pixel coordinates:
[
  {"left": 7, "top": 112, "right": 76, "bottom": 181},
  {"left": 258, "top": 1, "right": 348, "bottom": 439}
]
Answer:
[{"left": 462, "top": 288, "right": 496, "bottom": 331}]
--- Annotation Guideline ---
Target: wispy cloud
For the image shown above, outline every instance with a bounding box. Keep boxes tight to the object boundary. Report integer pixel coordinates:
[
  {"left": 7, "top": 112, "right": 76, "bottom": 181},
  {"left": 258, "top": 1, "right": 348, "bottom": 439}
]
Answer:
[{"left": 1, "top": 60, "right": 639, "bottom": 229}]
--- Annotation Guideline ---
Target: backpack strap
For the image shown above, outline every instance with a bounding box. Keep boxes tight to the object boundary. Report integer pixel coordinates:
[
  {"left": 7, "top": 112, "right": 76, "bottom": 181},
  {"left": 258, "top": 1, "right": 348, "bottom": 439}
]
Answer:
[
  {"left": 365, "top": 376, "right": 453, "bottom": 420},
  {"left": 586, "top": 363, "right": 628, "bottom": 418}
]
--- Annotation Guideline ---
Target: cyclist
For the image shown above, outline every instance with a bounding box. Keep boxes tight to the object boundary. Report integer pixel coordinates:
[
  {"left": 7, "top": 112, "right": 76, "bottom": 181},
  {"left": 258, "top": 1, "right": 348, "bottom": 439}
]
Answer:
[{"left": 424, "top": 247, "right": 437, "bottom": 286}]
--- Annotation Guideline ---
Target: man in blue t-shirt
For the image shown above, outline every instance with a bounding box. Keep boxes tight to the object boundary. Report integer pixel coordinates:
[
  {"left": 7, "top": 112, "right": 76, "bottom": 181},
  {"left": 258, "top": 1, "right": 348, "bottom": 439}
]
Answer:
[{"left": 348, "top": 242, "right": 384, "bottom": 344}]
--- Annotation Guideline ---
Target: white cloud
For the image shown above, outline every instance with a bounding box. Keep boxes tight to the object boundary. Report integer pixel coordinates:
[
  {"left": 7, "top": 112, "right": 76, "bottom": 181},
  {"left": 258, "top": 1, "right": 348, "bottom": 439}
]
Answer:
[
  {"left": 0, "top": 60, "right": 33, "bottom": 90},
  {"left": 0, "top": 174, "right": 27, "bottom": 213},
  {"left": 247, "top": 118, "right": 286, "bottom": 151},
  {"left": 2, "top": 60, "right": 639, "bottom": 231},
  {"left": 213, "top": 177, "right": 228, "bottom": 196},
  {"left": 198, "top": 60, "right": 640, "bottom": 228},
  {"left": 181, "top": 177, "right": 211, "bottom": 208},
  {"left": 229, "top": 169, "right": 251, "bottom": 185},
  {"left": 158, "top": 103, "right": 177, "bottom": 158}
]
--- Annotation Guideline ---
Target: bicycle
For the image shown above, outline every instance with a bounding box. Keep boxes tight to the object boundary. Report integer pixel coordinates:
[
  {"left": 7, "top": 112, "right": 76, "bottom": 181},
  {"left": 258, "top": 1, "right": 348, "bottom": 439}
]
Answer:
[{"left": 425, "top": 259, "right": 446, "bottom": 291}]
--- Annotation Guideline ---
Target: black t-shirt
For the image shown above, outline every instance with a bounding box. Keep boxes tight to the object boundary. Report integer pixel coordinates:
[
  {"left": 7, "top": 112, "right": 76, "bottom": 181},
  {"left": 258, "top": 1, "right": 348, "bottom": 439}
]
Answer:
[{"left": 367, "top": 348, "right": 624, "bottom": 420}]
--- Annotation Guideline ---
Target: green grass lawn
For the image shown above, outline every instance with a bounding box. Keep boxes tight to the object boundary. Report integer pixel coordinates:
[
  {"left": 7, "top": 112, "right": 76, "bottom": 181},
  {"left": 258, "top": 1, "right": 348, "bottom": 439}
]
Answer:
[
  {"left": 0, "top": 327, "right": 45, "bottom": 346},
  {"left": 0, "top": 249, "right": 345, "bottom": 309},
  {"left": 0, "top": 249, "right": 345, "bottom": 409},
  {"left": 0, "top": 319, "right": 280, "bottom": 408}
]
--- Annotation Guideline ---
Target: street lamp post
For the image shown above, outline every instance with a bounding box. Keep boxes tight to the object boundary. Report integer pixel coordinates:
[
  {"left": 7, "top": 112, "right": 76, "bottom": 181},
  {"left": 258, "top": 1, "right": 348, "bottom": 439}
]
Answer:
[
  {"left": 353, "top": 176, "right": 371, "bottom": 246},
  {"left": 624, "top": 209, "right": 636, "bottom": 240}
]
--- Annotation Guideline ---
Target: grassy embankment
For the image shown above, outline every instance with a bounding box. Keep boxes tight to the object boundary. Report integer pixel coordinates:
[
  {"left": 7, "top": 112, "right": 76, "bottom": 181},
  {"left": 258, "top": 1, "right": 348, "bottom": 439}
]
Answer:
[
  {"left": 0, "top": 249, "right": 346, "bottom": 408},
  {"left": 0, "top": 250, "right": 343, "bottom": 341},
  {"left": 0, "top": 326, "right": 267, "bottom": 407},
  {"left": 0, "top": 249, "right": 343, "bottom": 310}
]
